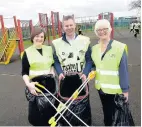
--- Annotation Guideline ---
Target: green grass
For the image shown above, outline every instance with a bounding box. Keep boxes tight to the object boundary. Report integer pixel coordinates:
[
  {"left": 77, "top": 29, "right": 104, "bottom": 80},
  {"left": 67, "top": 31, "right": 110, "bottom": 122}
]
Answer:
[
  {"left": 114, "top": 26, "right": 129, "bottom": 29},
  {"left": 24, "top": 40, "right": 32, "bottom": 48},
  {"left": 49, "top": 35, "right": 59, "bottom": 40},
  {"left": 83, "top": 29, "right": 93, "bottom": 32}
]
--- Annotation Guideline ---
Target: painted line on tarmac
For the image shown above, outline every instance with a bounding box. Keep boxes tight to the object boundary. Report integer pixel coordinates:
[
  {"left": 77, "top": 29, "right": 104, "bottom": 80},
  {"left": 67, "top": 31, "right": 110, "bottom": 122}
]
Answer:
[
  {"left": 137, "top": 38, "right": 141, "bottom": 41},
  {"left": 128, "top": 64, "right": 141, "bottom": 67},
  {"left": 0, "top": 73, "right": 20, "bottom": 77}
]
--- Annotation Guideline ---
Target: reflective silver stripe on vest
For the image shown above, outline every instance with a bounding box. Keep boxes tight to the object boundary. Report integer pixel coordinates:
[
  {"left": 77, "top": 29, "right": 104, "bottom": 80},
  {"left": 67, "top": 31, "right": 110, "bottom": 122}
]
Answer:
[
  {"left": 101, "top": 83, "right": 121, "bottom": 89},
  {"left": 95, "top": 80, "right": 120, "bottom": 89},
  {"left": 96, "top": 69, "right": 119, "bottom": 76},
  {"left": 29, "top": 70, "right": 51, "bottom": 76}
]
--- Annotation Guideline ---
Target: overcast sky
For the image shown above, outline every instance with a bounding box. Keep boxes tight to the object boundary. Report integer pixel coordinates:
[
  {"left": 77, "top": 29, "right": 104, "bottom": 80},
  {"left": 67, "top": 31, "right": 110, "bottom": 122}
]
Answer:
[{"left": 0, "top": 0, "right": 138, "bottom": 26}]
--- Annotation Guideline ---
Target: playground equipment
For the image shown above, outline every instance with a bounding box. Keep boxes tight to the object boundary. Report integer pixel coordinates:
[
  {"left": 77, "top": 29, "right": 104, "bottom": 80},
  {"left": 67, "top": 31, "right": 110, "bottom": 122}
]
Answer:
[
  {"left": 17, "top": 19, "right": 33, "bottom": 56},
  {"left": 38, "top": 12, "right": 62, "bottom": 42},
  {"left": 0, "top": 12, "right": 63, "bottom": 64},
  {"left": 0, "top": 11, "right": 63, "bottom": 64},
  {"left": 20, "top": 20, "right": 33, "bottom": 40},
  {"left": 75, "top": 16, "right": 97, "bottom": 32},
  {"left": 51, "top": 11, "right": 62, "bottom": 39},
  {"left": 0, "top": 15, "right": 18, "bottom": 64},
  {"left": 75, "top": 12, "right": 114, "bottom": 38},
  {"left": 38, "top": 13, "right": 50, "bottom": 42},
  {"left": 0, "top": 15, "right": 34, "bottom": 64},
  {"left": 98, "top": 12, "right": 114, "bottom": 39},
  {"left": 16, "top": 12, "right": 62, "bottom": 58}
]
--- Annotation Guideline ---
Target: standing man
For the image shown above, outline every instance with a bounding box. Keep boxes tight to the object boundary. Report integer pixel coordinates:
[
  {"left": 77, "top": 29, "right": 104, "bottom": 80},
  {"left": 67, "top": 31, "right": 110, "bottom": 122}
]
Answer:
[
  {"left": 91, "top": 19, "right": 129, "bottom": 126},
  {"left": 52, "top": 15, "right": 92, "bottom": 125},
  {"left": 52, "top": 15, "right": 92, "bottom": 83}
]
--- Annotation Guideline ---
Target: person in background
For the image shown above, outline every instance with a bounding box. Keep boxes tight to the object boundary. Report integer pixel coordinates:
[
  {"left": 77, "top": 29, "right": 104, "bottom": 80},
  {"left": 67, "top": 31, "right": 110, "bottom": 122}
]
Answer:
[
  {"left": 129, "top": 22, "right": 134, "bottom": 33},
  {"left": 134, "top": 21, "right": 140, "bottom": 38},
  {"left": 78, "top": 26, "right": 83, "bottom": 35}
]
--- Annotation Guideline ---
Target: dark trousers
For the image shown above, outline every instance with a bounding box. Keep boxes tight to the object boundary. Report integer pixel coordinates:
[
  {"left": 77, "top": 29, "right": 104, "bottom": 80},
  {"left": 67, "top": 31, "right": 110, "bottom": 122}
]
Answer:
[
  {"left": 134, "top": 29, "right": 139, "bottom": 38},
  {"left": 130, "top": 29, "right": 134, "bottom": 33},
  {"left": 98, "top": 91, "right": 116, "bottom": 126},
  {"left": 79, "top": 31, "right": 83, "bottom": 35}
]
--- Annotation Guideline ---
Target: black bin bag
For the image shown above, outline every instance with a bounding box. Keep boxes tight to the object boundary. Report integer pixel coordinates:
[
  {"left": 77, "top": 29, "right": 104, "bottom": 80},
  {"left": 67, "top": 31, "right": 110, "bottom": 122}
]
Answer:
[
  {"left": 112, "top": 94, "right": 135, "bottom": 126},
  {"left": 25, "top": 74, "right": 57, "bottom": 114},
  {"left": 58, "top": 74, "right": 92, "bottom": 126}
]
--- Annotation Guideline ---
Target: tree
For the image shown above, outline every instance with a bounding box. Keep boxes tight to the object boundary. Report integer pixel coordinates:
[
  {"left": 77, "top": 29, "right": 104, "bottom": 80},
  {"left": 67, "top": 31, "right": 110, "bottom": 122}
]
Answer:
[{"left": 129, "top": 0, "right": 141, "bottom": 10}]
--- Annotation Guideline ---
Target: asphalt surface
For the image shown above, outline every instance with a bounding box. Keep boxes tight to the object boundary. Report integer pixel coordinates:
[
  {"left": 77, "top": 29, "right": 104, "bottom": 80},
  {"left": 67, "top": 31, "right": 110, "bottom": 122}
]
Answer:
[{"left": 0, "top": 28, "right": 141, "bottom": 126}]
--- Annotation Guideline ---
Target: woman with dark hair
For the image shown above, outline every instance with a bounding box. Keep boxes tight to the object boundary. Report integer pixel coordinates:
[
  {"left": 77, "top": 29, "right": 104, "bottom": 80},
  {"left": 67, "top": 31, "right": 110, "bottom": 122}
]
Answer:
[{"left": 21, "top": 27, "right": 55, "bottom": 126}]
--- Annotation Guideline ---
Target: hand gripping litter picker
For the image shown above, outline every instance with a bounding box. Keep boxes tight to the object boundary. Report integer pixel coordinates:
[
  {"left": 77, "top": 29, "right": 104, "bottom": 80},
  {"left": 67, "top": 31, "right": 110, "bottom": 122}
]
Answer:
[
  {"left": 34, "top": 72, "right": 95, "bottom": 127},
  {"left": 48, "top": 71, "right": 96, "bottom": 127},
  {"left": 35, "top": 86, "right": 72, "bottom": 127}
]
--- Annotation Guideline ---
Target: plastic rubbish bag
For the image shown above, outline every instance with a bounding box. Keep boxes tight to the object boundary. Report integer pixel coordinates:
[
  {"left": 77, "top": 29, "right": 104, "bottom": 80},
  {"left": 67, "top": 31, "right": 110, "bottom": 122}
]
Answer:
[
  {"left": 112, "top": 94, "right": 135, "bottom": 126},
  {"left": 58, "top": 74, "right": 92, "bottom": 126},
  {"left": 25, "top": 74, "right": 57, "bottom": 112}
]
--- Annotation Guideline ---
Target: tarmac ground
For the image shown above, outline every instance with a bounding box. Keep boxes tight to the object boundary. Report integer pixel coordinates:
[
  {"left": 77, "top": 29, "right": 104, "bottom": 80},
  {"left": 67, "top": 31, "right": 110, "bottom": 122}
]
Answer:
[{"left": 0, "top": 28, "right": 141, "bottom": 126}]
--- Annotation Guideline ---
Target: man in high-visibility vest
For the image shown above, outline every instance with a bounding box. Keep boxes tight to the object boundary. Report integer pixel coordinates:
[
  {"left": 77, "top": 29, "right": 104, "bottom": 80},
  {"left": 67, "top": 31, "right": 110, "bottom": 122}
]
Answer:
[
  {"left": 91, "top": 19, "right": 129, "bottom": 126},
  {"left": 52, "top": 15, "right": 92, "bottom": 83},
  {"left": 52, "top": 15, "right": 92, "bottom": 125}
]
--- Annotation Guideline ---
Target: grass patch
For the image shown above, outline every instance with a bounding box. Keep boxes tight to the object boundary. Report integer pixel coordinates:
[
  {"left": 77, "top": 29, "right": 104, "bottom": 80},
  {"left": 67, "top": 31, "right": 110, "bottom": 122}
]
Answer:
[
  {"left": 49, "top": 35, "right": 59, "bottom": 40},
  {"left": 24, "top": 40, "right": 32, "bottom": 48},
  {"left": 114, "top": 26, "right": 129, "bottom": 30}
]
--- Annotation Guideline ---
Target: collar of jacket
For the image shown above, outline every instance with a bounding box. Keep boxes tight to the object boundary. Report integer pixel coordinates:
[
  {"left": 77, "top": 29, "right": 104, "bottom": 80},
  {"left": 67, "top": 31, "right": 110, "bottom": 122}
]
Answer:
[
  {"left": 62, "top": 33, "right": 78, "bottom": 44},
  {"left": 101, "top": 39, "right": 114, "bottom": 60},
  {"left": 106, "top": 39, "right": 113, "bottom": 51}
]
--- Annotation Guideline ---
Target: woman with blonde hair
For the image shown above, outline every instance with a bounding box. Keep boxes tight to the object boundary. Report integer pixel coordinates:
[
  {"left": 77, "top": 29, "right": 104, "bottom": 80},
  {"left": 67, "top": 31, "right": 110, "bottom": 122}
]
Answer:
[{"left": 91, "top": 19, "right": 129, "bottom": 126}]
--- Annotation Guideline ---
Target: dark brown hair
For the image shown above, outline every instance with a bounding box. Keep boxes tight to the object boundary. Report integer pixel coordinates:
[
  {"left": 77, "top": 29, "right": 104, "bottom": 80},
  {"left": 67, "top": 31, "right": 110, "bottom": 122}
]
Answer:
[{"left": 31, "top": 27, "right": 46, "bottom": 43}]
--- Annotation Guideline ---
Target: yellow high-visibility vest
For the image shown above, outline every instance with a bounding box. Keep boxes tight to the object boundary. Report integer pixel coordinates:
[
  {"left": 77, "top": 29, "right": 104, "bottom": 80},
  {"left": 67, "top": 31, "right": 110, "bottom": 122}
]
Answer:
[
  {"left": 25, "top": 45, "right": 54, "bottom": 79},
  {"left": 91, "top": 40, "right": 128, "bottom": 94},
  {"left": 52, "top": 35, "right": 90, "bottom": 74}
]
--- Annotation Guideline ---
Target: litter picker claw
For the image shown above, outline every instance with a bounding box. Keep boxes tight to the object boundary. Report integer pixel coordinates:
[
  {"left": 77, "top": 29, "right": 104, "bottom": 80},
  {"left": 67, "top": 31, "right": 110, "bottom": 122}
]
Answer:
[
  {"left": 49, "top": 71, "right": 96, "bottom": 126},
  {"left": 35, "top": 71, "right": 96, "bottom": 127},
  {"left": 35, "top": 83, "right": 88, "bottom": 126},
  {"left": 35, "top": 87, "right": 72, "bottom": 127}
]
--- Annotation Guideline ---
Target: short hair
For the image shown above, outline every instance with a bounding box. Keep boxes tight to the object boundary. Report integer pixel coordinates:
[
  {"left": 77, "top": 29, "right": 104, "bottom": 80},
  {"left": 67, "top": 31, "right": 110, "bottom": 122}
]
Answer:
[
  {"left": 94, "top": 19, "right": 112, "bottom": 35},
  {"left": 62, "top": 15, "right": 75, "bottom": 23},
  {"left": 31, "top": 27, "right": 46, "bottom": 43}
]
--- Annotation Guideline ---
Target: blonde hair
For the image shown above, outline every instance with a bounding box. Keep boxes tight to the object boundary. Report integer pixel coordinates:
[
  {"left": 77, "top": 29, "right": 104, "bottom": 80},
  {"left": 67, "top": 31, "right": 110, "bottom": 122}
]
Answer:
[{"left": 94, "top": 19, "right": 112, "bottom": 35}]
